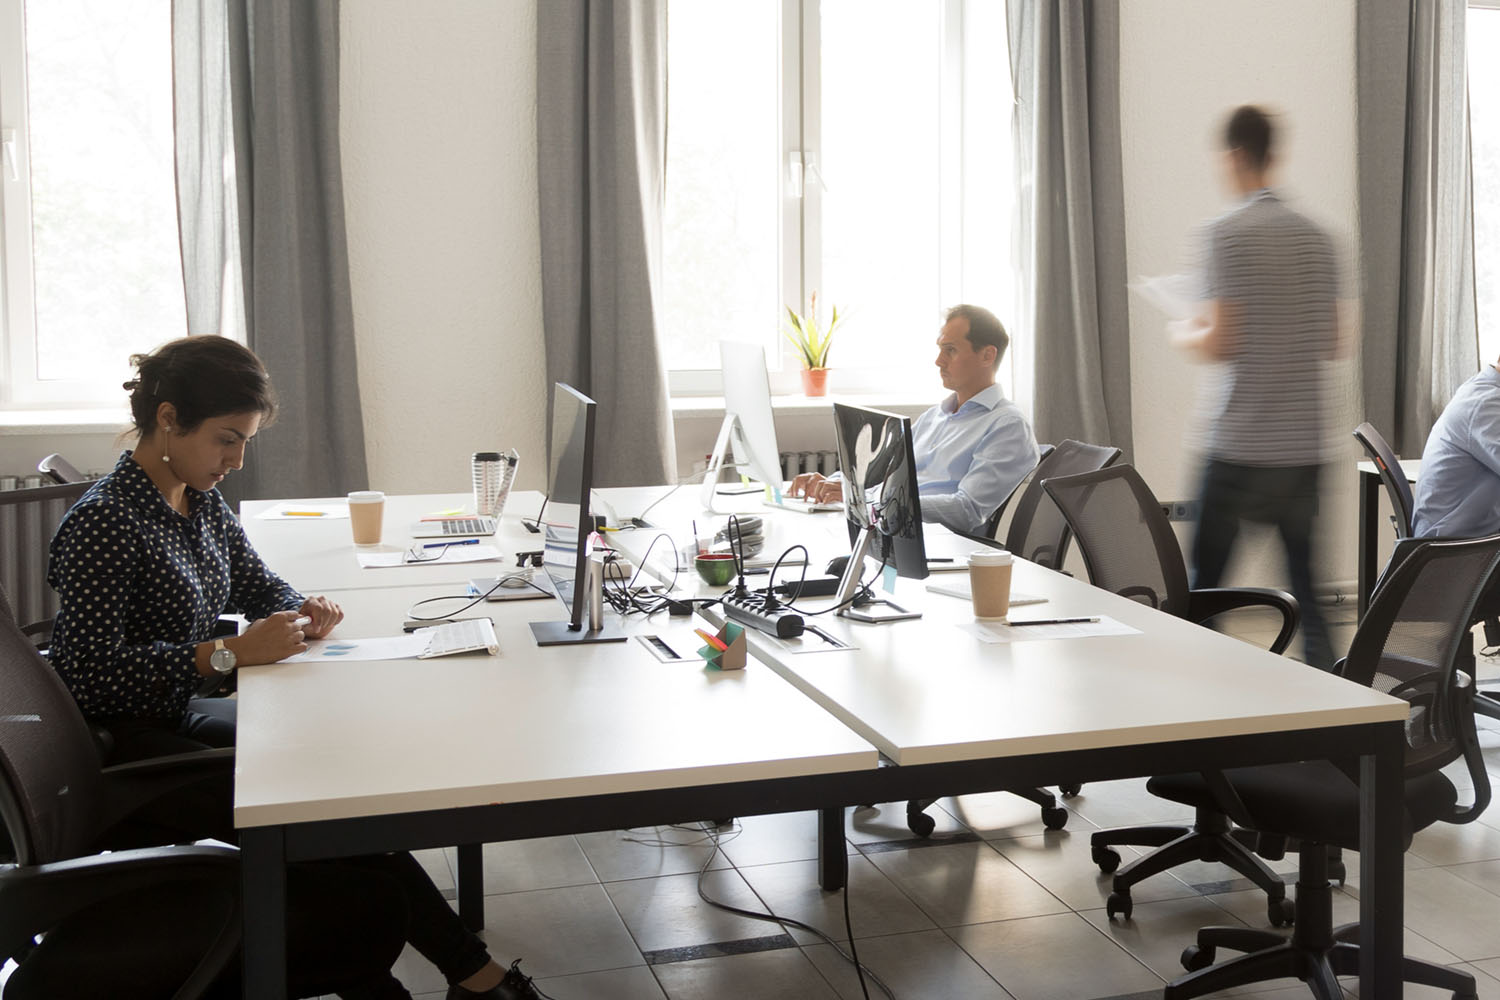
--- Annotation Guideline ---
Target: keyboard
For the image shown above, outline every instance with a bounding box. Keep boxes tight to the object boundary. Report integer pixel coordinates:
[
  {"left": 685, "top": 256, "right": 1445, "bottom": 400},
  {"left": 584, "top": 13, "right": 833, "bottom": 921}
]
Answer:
[
  {"left": 417, "top": 617, "right": 499, "bottom": 658},
  {"left": 763, "top": 496, "right": 843, "bottom": 515},
  {"left": 410, "top": 516, "right": 498, "bottom": 538}
]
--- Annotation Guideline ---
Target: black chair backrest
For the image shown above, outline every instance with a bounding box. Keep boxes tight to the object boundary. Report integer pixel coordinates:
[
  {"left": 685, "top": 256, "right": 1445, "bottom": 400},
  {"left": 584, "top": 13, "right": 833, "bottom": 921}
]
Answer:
[
  {"left": 980, "top": 443, "right": 1055, "bottom": 539},
  {"left": 0, "top": 480, "right": 91, "bottom": 629},
  {"left": 1353, "top": 422, "right": 1415, "bottom": 538},
  {"left": 0, "top": 581, "right": 110, "bottom": 866},
  {"left": 1041, "top": 464, "right": 1190, "bottom": 616},
  {"left": 1344, "top": 535, "right": 1500, "bottom": 787},
  {"left": 36, "top": 454, "right": 85, "bottom": 485},
  {"left": 1006, "top": 439, "right": 1123, "bottom": 569}
]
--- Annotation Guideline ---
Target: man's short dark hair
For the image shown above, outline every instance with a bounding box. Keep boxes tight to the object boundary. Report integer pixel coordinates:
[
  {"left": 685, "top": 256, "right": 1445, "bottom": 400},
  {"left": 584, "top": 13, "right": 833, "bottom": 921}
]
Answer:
[
  {"left": 1225, "top": 105, "right": 1273, "bottom": 170},
  {"left": 946, "top": 304, "right": 1008, "bottom": 371}
]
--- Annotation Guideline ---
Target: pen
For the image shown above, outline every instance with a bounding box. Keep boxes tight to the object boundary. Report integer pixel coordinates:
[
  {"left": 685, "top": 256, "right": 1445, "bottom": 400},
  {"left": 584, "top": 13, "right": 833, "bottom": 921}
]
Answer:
[
  {"left": 694, "top": 627, "right": 728, "bottom": 651},
  {"left": 927, "top": 557, "right": 954, "bottom": 563},
  {"left": 423, "top": 538, "right": 481, "bottom": 549},
  {"left": 284, "top": 511, "right": 326, "bottom": 517},
  {"left": 1006, "top": 617, "right": 1100, "bottom": 626}
]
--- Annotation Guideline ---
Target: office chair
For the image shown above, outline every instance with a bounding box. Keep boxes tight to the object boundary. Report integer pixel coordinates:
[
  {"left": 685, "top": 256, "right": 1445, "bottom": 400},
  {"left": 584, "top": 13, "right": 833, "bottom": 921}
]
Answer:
[
  {"left": 0, "top": 480, "right": 91, "bottom": 637},
  {"left": 1163, "top": 534, "right": 1497, "bottom": 1000},
  {"left": 36, "top": 453, "right": 85, "bottom": 485},
  {"left": 901, "top": 440, "right": 1125, "bottom": 836},
  {"left": 978, "top": 443, "right": 1055, "bottom": 540},
  {"left": 1043, "top": 464, "right": 1301, "bottom": 925},
  {"left": 1353, "top": 421, "right": 1500, "bottom": 725}
]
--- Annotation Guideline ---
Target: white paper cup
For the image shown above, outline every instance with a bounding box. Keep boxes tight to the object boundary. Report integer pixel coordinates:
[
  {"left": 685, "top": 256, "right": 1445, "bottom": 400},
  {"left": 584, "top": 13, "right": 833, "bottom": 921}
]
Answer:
[
  {"left": 348, "top": 490, "right": 385, "bottom": 545},
  {"left": 968, "top": 548, "right": 1013, "bottom": 620}
]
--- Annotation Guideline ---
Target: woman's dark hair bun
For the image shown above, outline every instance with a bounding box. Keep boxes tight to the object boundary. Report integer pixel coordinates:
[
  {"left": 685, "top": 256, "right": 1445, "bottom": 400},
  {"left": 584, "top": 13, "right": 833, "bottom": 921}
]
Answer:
[{"left": 125, "top": 336, "right": 277, "bottom": 436}]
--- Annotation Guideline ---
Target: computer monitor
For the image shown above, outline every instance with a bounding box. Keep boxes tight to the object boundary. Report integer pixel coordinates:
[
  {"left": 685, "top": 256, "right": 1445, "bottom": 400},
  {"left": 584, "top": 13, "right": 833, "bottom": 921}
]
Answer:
[
  {"left": 529, "top": 383, "right": 627, "bottom": 646},
  {"left": 700, "top": 340, "right": 785, "bottom": 510},
  {"left": 831, "top": 402, "right": 928, "bottom": 623}
]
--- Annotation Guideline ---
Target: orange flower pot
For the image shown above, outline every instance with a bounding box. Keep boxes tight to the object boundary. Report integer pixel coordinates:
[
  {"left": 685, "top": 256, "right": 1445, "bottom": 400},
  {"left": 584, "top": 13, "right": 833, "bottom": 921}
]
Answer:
[{"left": 800, "top": 368, "right": 829, "bottom": 397}]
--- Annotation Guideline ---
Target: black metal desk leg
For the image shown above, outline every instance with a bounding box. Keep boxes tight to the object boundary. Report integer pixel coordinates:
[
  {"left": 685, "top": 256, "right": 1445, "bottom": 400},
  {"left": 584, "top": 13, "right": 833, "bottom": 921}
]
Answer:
[
  {"left": 242, "top": 825, "right": 288, "bottom": 1000},
  {"left": 817, "top": 806, "right": 847, "bottom": 890},
  {"left": 1357, "top": 471, "right": 1379, "bottom": 619},
  {"left": 457, "top": 842, "right": 485, "bottom": 931},
  {"left": 1358, "top": 721, "right": 1404, "bottom": 998}
]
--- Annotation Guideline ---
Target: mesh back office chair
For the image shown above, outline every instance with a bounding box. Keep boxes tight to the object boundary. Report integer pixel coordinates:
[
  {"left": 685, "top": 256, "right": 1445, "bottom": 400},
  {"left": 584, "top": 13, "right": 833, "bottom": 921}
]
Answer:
[
  {"left": 1354, "top": 421, "right": 1500, "bottom": 724},
  {"left": 0, "top": 481, "right": 91, "bottom": 637},
  {"left": 977, "top": 443, "right": 1055, "bottom": 540},
  {"left": 36, "top": 453, "right": 85, "bottom": 485},
  {"left": 1043, "top": 465, "right": 1302, "bottom": 925},
  {"left": 1163, "top": 535, "right": 1497, "bottom": 1000}
]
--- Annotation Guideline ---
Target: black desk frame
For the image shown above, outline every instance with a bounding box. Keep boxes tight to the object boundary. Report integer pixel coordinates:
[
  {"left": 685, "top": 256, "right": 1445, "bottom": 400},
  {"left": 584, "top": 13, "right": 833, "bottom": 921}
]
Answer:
[{"left": 243, "top": 717, "right": 1406, "bottom": 998}]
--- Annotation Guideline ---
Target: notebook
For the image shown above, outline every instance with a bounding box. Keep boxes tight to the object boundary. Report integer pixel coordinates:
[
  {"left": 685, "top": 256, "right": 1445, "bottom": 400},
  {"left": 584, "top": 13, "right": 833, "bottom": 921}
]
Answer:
[{"left": 415, "top": 618, "right": 499, "bottom": 658}]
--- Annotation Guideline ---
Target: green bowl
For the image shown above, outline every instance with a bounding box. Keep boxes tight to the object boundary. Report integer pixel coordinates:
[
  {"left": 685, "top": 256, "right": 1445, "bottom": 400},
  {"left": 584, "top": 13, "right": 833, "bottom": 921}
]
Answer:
[{"left": 695, "top": 553, "right": 738, "bottom": 586}]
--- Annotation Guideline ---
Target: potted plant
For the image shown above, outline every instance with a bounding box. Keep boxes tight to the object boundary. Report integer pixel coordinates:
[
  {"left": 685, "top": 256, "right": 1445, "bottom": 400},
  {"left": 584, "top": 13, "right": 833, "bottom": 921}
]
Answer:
[{"left": 782, "top": 292, "right": 844, "bottom": 397}]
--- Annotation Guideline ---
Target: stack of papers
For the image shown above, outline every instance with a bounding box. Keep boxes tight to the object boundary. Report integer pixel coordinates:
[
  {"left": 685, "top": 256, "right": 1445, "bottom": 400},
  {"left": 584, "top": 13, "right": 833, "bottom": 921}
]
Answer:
[{"left": 957, "top": 616, "right": 1139, "bottom": 643}]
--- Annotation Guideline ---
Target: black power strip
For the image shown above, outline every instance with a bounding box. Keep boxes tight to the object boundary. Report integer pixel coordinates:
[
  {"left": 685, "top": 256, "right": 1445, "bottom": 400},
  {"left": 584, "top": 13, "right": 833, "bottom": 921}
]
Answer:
[{"left": 722, "top": 588, "right": 805, "bottom": 639}]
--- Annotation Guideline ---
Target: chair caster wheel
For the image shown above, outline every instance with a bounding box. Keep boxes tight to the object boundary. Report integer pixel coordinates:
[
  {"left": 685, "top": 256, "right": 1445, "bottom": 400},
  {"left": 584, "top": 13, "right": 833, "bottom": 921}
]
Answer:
[
  {"left": 1106, "top": 890, "right": 1132, "bottom": 921},
  {"left": 1092, "top": 846, "right": 1121, "bottom": 873},
  {"left": 1041, "top": 805, "right": 1068, "bottom": 830},
  {"left": 906, "top": 810, "right": 936, "bottom": 837},
  {"left": 1059, "top": 783, "right": 1082, "bottom": 798},
  {"left": 1268, "top": 894, "right": 1295, "bottom": 927},
  {"left": 1180, "top": 944, "right": 1214, "bottom": 972}
]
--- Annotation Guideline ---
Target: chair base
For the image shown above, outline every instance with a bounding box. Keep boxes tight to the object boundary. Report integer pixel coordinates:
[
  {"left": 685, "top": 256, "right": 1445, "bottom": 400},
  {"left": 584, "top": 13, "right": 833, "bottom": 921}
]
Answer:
[
  {"left": 906, "top": 786, "right": 1068, "bottom": 837},
  {"left": 1476, "top": 689, "right": 1500, "bottom": 723},
  {"left": 1092, "top": 807, "right": 1291, "bottom": 926},
  {"left": 1165, "top": 843, "right": 1478, "bottom": 1000}
]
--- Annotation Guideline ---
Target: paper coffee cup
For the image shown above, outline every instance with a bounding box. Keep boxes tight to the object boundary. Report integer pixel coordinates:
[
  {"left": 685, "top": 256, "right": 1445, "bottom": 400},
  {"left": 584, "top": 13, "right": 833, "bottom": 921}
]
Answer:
[
  {"left": 968, "top": 548, "right": 1013, "bottom": 620},
  {"left": 348, "top": 490, "right": 385, "bottom": 545}
]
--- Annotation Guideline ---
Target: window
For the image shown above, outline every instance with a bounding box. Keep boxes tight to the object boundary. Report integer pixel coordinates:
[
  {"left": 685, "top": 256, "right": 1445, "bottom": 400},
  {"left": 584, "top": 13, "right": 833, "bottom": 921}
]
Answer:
[
  {"left": 661, "top": 0, "right": 1016, "bottom": 397},
  {"left": 0, "top": 0, "right": 185, "bottom": 409},
  {"left": 1472, "top": 2, "right": 1500, "bottom": 361}
]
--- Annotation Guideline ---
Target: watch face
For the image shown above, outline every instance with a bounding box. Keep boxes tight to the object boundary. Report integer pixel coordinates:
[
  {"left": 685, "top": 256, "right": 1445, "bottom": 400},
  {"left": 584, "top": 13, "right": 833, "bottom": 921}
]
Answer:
[{"left": 210, "top": 647, "right": 236, "bottom": 673}]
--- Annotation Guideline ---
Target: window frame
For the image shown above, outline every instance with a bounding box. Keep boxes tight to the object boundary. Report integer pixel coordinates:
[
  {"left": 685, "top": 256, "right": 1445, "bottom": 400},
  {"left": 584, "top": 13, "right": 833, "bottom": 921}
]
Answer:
[
  {"left": 664, "top": 0, "right": 1009, "bottom": 401},
  {"left": 1470, "top": 0, "right": 1500, "bottom": 363}
]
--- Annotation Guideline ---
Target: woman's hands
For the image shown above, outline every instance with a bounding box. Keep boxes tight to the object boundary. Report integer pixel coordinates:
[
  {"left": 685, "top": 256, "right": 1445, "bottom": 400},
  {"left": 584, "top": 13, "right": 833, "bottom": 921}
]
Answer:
[
  {"left": 298, "top": 595, "right": 343, "bottom": 639},
  {"left": 232, "top": 610, "right": 313, "bottom": 665}
]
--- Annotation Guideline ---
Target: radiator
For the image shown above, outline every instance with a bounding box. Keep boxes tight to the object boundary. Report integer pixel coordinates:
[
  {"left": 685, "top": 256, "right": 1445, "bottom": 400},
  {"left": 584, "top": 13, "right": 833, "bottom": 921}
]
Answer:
[
  {"left": 0, "top": 483, "right": 88, "bottom": 627},
  {"left": 779, "top": 450, "right": 840, "bottom": 479}
]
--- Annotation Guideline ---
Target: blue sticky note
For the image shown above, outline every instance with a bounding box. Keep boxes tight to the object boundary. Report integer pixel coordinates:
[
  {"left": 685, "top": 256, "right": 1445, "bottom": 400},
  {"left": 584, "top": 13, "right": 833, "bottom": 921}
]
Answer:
[
  {"left": 883, "top": 564, "right": 898, "bottom": 593},
  {"left": 772, "top": 485, "right": 783, "bottom": 503}
]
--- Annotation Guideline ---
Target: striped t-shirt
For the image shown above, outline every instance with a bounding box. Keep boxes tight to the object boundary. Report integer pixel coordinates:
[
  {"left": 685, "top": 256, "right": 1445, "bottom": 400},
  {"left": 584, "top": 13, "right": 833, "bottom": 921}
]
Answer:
[{"left": 1199, "top": 189, "right": 1339, "bottom": 466}]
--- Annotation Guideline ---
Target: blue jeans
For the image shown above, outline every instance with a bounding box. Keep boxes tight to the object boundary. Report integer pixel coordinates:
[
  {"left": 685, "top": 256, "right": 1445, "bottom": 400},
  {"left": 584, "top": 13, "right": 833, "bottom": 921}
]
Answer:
[{"left": 1192, "top": 459, "right": 1332, "bottom": 671}]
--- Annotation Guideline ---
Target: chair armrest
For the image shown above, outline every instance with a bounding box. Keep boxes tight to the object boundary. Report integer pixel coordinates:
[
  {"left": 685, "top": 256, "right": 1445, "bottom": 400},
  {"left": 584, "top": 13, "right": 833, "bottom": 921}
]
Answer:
[
  {"left": 0, "top": 845, "right": 238, "bottom": 963},
  {"left": 1188, "top": 586, "right": 1300, "bottom": 655},
  {"left": 99, "top": 747, "right": 235, "bottom": 834}
]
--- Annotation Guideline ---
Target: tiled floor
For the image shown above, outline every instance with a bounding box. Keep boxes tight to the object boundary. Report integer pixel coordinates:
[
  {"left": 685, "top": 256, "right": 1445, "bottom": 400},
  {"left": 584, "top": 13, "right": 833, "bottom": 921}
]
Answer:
[{"left": 7, "top": 611, "right": 1500, "bottom": 999}]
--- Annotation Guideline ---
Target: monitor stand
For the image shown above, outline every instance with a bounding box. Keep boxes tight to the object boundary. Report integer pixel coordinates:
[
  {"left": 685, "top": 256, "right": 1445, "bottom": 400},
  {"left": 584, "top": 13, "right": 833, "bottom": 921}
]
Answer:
[
  {"left": 834, "top": 526, "right": 922, "bottom": 624},
  {"left": 700, "top": 414, "right": 776, "bottom": 512},
  {"left": 529, "top": 620, "right": 628, "bottom": 646}
]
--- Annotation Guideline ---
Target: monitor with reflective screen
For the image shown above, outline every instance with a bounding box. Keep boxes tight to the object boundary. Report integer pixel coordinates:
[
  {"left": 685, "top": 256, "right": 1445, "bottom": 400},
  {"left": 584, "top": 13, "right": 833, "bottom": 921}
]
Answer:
[
  {"left": 830, "top": 402, "right": 927, "bottom": 622},
  {"left": 529, "top": 383, "right": 627, "bottom": 646}
]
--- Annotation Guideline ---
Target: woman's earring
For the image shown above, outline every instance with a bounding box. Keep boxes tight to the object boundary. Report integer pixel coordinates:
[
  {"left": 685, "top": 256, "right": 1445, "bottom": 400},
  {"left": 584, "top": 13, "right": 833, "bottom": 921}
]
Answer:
[{"left": 163, "top": 426, "right": 171, "bottom": 463}]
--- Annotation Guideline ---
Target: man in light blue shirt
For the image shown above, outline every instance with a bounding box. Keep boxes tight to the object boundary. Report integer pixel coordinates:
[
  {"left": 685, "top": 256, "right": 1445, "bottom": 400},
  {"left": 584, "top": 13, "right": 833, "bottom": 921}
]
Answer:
[
  {"left": 790, "top": 305, "right": 1039, "bottom": 536},
  {"left": 1411, "top": 364, "right": 1500, "bottom": 539}
]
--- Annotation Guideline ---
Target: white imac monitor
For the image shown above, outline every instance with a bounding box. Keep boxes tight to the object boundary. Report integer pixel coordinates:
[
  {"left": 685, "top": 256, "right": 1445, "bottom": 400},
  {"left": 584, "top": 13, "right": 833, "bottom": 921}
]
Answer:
[{"left": 700, "top": 340, "right": 785, "bottom": 509}]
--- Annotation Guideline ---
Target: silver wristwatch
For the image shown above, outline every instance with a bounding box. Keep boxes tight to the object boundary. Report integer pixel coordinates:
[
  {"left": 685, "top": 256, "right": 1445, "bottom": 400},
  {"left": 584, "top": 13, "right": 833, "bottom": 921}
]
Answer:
[{"left": 210, "top": 638, "right": 237, "bottom": 674}]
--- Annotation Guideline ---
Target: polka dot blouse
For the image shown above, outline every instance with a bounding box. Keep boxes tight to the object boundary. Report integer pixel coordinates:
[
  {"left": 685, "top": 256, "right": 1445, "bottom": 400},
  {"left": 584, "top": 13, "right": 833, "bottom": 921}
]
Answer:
[{"left": 47, "top": 452, "right": 304, "bottom": 724}]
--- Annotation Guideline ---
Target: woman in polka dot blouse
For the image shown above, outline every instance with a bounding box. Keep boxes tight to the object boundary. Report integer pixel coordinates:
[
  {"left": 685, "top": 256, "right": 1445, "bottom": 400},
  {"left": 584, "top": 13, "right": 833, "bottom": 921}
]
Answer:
[{"left": 45, "top": 336, "right": 544, "bottom": 1000}]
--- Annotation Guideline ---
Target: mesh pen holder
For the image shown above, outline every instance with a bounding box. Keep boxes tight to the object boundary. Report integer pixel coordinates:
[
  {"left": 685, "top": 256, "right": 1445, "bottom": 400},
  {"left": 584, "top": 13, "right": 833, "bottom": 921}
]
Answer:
[{"left": 472, "top": 449, "right": 519, "bottom": 517}]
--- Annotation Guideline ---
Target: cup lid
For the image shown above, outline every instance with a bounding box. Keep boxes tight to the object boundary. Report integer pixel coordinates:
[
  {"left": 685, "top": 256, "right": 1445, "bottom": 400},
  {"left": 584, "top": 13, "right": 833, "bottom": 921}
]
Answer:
[
  {"left": 473, "top": 452, "right": 502, "bottom": 461},
  {"left": 347, "top": 490, "right": 384, "bottom": 502},
  {"left": 968, "top": 548, "right": 1012, "bottom": 566}
]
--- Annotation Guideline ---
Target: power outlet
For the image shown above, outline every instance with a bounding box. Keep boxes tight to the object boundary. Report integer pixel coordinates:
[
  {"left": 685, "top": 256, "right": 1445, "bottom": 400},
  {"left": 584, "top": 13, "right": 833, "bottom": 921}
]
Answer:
[{"left": 1160, "top": 500, "right": 1199, "bottom": 522}]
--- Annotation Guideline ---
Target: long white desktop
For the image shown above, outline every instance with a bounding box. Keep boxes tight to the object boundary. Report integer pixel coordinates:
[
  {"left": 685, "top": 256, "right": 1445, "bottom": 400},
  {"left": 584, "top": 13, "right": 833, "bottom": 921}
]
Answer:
[{"left": 236, "top": 487, "right": 1411, "bottom": 998}]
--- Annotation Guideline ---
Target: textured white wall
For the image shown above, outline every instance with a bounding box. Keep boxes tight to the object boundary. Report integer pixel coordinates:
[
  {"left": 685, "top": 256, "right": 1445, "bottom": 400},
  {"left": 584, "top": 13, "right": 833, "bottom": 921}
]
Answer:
[
  {"left": 339, "top": 0, "right": 548, "bottom": 495},
  {"left": 1119, "top": 0, "right": 1362, "bottom": 592}
]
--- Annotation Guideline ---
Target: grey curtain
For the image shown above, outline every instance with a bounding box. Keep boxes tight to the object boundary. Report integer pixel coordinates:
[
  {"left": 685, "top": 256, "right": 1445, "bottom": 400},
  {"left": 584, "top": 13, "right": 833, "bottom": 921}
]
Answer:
[
  {"left": 537, "top": 0, "right": 677, "bottom": 488},
  {"left": 173, "top": 0, "right": 368, "bottom": 503},
  {"left": 1358, "top": 0, "right": 1477, "bottom": 454},
  {"left": 1008, "top": 0, "right": 1132, "bottom": 459}
]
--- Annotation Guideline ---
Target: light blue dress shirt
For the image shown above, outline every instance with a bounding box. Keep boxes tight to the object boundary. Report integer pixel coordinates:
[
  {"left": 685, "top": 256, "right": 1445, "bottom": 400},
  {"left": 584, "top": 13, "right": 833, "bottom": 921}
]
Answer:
[
  {"left": 1412, "top": 367, "right": 1500, "bottom": 539},
  {"left": 911, "top": 383, "right": 1039, "bottom": 536}
]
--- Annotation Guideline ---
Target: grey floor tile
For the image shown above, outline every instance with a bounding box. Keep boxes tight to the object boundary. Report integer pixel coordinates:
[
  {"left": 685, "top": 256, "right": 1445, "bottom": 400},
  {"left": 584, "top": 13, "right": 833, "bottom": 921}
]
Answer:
[
  {"left": 1449, "top": 857, "right": 1500, "bottom": 898},
  {"left": 735, "top": 853, "right": 936, "bottom": 946},
  {"left": 1407, "top": 815, "right": 1500, "bottom": 866},
  {"left": 1400, "top": 865, "right": 1500, "bottom": 961},
  {"left": 845, "top": 800, "right": 971, "bottom": 844},
  {"left": 534, "top": 964, "right": 669, "bottom": 999},
  {"left": 443, "top": 835, "right": 598, "bottom": 894},
  {"left": 937, "top": 790, "right": 1081, "bottom": 839},
  {"left": 989, "top": 828, "right": 1199, "bottom": 911},
  {"left": 862, "top": 840, "right": 1069, "bottom": 927},
  {"left": 1060, "top": 778, "right": 1193, "bottom": 830},
  {"left": 1206, "top": 886, "right": 1463, "bottom": 966},
  {"left": 804, "top": 928, "right": 1014, "bottom": 1000},
  {"left": 950, "top": 912, "right": 1163, "bottom": 1000},
  {"left": 390, "top": 940, "right": 449, "bottom": 995},
  {"left": 605, "top": 868, "right": 780, "bottom": 954},
  {"left": 1343, "top": 961, "right": 1500, "bottom": 999},
  {"left": 576, "top": 826, "right": 730, "bottom": 882},
  {"left": 650, "top": 947, "right": 840, "bottom": 1000},
  {"left": 1077, "top": 894, "right": 1248, "bottom": 985},
  {"left": 478, "top": 883, "right": 644, "bottom": 979},
  {"left": 715, "top": 810, "right": 855, "bottom": 869},
  {"left": 414, "top": 846, "right": 455, "bottom": 893}
]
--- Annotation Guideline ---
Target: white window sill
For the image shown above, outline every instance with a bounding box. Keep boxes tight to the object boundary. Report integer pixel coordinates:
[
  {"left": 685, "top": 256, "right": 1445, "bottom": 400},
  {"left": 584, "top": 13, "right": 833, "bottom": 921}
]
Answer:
[
  {"left": 670, "top": 391, "right": 933, "bottom": 420},
  {"left": 0, "top": 407, "right": 132, "bottom": 435}
]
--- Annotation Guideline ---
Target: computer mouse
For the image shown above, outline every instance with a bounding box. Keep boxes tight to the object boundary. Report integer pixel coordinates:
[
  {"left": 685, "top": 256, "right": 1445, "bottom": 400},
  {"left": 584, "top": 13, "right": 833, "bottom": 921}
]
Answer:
[{"left": 825, "top": 555, "right": 850, "bottom": 577}]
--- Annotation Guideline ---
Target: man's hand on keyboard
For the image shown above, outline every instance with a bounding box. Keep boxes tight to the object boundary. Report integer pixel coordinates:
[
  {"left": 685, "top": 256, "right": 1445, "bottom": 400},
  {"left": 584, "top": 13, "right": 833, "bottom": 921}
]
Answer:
[{"left": 789, "top": 473, "right": 843, "bottom": 504}]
